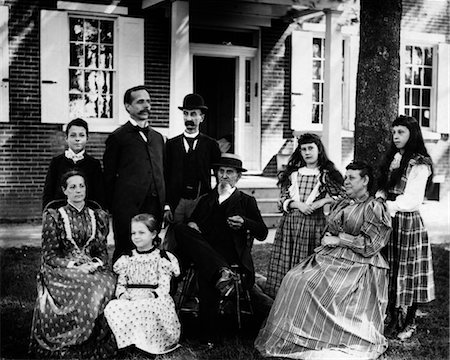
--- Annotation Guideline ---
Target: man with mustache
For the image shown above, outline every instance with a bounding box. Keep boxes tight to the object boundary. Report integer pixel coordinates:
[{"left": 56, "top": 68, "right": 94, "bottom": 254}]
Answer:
[
  {"left": 173, "top": 153, "right": 268, "bottom": 346},
  {"left": 163, "top": 93, "right": 221, "bottom": 251},
  {"left": 103, "top": 85, "right": 166, "bottom": 261}
]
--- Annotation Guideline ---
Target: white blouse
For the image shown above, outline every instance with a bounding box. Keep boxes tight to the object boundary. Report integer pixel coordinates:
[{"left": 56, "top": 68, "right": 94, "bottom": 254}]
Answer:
[{"left": 386, "top": 164, "right": 431, "bottom": 216}]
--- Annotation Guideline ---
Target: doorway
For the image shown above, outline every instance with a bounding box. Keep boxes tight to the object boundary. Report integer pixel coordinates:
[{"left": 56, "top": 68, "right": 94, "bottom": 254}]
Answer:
[{"left": 193, "top": 56, "right": 235, "bottom": 152}]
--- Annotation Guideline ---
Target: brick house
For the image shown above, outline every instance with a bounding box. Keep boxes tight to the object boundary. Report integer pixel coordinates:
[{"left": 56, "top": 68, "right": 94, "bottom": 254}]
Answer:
[{"left": 0, "top": 0, "right": 449, "bottom": 221}]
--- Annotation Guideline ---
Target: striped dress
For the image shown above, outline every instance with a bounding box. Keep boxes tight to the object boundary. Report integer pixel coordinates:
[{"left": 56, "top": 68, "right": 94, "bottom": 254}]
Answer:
[
  {"left": 386, "top": 154, "right": 435, "bottom": 307},
  {"left": 255, "top": 196, "right": 392, "bottom": 360}
]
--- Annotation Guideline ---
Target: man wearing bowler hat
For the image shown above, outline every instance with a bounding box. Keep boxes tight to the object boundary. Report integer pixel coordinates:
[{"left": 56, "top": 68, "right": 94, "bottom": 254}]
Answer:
[
  {"left": 163, "top": 93, "right": 221, "bottom": 250},
  {"left": 174, "top": 153, "right": 268, "bottom": 345}
]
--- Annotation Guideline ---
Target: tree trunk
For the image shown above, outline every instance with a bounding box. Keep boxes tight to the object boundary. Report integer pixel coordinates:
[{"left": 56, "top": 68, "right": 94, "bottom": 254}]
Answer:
[{"left": 354, "top": 0, "right": 402, "bottom": 181}]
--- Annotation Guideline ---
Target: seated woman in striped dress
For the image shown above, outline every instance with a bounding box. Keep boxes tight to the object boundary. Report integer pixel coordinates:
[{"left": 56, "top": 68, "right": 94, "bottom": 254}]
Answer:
[{"left": 255, "top": 161, "right": 392, "bottom": 360}]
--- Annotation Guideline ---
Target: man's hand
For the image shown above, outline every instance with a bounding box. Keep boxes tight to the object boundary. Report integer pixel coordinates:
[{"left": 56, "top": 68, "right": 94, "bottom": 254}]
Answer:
[
  {"left": 187, "top": 222, "right": 201, "bottom": 233},
  {"left": 227, "top": 215, "right": 244, "bottom": 230},
  {"left": 163, "top": 209, "right": 173, "bottom": 227}
]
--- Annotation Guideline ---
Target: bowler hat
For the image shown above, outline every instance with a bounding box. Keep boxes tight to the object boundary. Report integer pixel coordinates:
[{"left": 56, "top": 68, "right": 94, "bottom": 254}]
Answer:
[
  {"left": 212, "top": 153, "right": 247, "bottom": 172},
  {"left": 178, "top": 94, "right": 208, "bottom": 111}
]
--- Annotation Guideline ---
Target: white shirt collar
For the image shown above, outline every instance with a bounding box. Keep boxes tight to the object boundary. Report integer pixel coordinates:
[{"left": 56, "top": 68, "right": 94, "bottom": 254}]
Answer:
[
  {"left": 65, "top": 148, "right": 85, "bottom": 163},
  {"left": 129, "top": 118, "right": 149, "bottom": 128},
  {"left": 184, "top": 131, "right": 199, "bottom": 138}
]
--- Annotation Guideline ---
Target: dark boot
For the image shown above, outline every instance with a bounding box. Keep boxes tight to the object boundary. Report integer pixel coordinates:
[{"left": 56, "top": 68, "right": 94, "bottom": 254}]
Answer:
[{"left": 397, "top": 304, "right": 418, "bottom": 341}]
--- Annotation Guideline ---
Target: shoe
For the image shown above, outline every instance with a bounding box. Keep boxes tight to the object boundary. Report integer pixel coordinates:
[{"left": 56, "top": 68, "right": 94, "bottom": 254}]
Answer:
[
  {"left": 397, "top": 324, "right": 417, "bottom": 341},
  {"left": 215, "top": 268, "right": 236, "bottom": 298}
]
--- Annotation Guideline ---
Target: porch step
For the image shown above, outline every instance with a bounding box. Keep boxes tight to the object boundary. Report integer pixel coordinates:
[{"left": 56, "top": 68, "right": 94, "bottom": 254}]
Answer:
[{"left": 238, "top": 176, "right": 282, "bottom": 229}]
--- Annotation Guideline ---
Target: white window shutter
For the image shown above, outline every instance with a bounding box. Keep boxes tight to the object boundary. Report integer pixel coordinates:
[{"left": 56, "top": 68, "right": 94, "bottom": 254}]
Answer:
[
  {"left": 291, "top": 30, "right": 312, "bottom": 132},
  {"left": 117, "top": 16, "right": 144, "bottom": 124},
  {"left": 435, "top": 43, "right": 449, "bottom": 133},
  {"left": 40, "top": 10, "right": 69, "bottom": 124},
  {"left": 0, "top": 5, "right": 9, "bottom": 123}
]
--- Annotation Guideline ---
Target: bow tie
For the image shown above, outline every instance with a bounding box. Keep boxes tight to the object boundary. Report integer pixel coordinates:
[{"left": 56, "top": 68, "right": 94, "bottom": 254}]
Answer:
[{"left": 136, "top": 125, "right": 149, "bottom": 133}]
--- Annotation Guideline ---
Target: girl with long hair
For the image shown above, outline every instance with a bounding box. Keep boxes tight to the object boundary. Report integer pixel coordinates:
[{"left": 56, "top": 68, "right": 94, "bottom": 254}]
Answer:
[
  {"left": 264, "top": 133, "right": 345, "bottom": 298},
  {"left": 377, "top": 115, "right": 435, "bottom": 340}
]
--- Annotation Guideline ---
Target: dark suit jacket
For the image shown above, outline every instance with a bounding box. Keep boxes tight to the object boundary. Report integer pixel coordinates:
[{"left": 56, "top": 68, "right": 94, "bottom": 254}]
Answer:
[
  {"left": 103, "top": 121, "right": 166, "bottom": 215},
  {"left": 42, "top": 153, "right": 105, "bottom": 209},
  {"left": 190, "top": 188, "right": 268, "bottom": 288},
  {"left": 165, "top": 133, "right": 221, "bottom": 211}
]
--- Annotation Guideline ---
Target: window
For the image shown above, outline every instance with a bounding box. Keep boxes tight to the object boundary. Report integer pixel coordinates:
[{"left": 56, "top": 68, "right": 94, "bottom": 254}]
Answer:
[
  {"left": 69, "top": 16, "right": 115, "bottom": 120},
  {"left": 40, "top": 9, "right": 144, "bottom": 132},
  {"left": 312, "top": 37, "right": 325, "bottom": 124},
  {"left": 403, "top": 45, "right": 433, "bottom": 128}
]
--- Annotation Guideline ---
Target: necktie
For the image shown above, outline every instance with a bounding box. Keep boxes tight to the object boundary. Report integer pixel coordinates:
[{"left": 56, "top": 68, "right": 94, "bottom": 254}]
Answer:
[
  {"left": 184, "top": 136, "right": 197, "bottom": 152},
  {"left": 65, "top": 150, "right": 84, "bottom": 163}
]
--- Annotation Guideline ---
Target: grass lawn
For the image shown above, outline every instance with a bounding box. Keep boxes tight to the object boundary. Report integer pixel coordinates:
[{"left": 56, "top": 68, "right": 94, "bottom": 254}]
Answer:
[{"left": 1, "top": 243, "right": 448, "bottom": 360}]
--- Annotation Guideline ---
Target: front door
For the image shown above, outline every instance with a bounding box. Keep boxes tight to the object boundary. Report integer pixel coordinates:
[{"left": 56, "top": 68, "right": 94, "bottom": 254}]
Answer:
[
  {"left": 194, "top": 56, "right": 235, "bottom": 152},
  {"left": 191, "top": 44, "right": 261, "bottom": 172}
]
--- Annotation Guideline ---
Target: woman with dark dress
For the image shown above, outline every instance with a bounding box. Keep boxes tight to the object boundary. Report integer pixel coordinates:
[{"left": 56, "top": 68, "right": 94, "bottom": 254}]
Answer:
[{"left": 30, "top": 170, "right": 116, "bottom": 359}]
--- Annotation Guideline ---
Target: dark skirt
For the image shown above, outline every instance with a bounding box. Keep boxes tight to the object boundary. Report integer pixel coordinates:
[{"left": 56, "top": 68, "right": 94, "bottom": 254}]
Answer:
[{"left": 29, "top": 264, "right": 117, "bottom": 359}]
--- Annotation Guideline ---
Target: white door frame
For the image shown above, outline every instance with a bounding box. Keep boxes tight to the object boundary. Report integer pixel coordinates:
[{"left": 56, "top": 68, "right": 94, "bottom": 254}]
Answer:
[{"left": 190, "top": 43, "right": 261, "bottom": 172}]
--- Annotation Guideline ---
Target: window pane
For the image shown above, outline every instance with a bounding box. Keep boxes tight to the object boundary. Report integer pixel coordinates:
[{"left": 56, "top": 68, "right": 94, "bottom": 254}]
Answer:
[
  {"left": 413, "top": 67, "right": 422, "bottom": 85},
  {"left": 413, "top": 47, "right": 423, "bottom": 65},
  {"left": 405, "top": 46, "right": 412, "bottom": 64},
  {"left": 70, "top": 43, "right": 84, "bottom": 67},
  {"left": 424, "top": 68, "right": 432, "bottom": 86},
  {"left": 84, "top": 19, "right": 99, "bottom": 42},
  {"left": 313, "top": 83, "right": 320, "bottom": 102},
  {"left": 69, "top": 69, "right": 84, "bottom": 94},
  {"left": 422, "top": 109, "right": 430, "bottom": 127},
  {"left": 313, "top": 38, "right": 322, "bottom": 57},
  {"left": 404, "top": 88, "right": 410, "bottom": 105},
  {"left": 405, "top": 67, "right": 412, "bottom": 84},
  {"left": 100, "top": 20, "right": 114, "bottom": 44},
  {"left": 412, "top": 88, "right": 420, "bottom": 105},
  {"left": 99, "top": 45, "right": 113, "bottom": 69},
  {"left": 412, "top": 108, "right": 420, "bottom": 121},
  {"left": 424, "top": 47, "right": 433, "bottom": 66},
  {"left": 422, "top": 88, "right": 430, "bottom": 107},
  {"left": 84, "top": 93, "right": 99, "bottom": 118},
  {"left": 312, "top": 60, "right": 321, "bottom": 80},
  {"left": 312, "top": 104, "right": 320, "bottom": 124},
  {"left": 85, "top": 44, "right": 98, "bottom": 68},
  {"left": 70, "top": 18, "right": 84, "bottom": 41},
  {"left": 69, "top": 94, "right": 85, "bottom": 119}
]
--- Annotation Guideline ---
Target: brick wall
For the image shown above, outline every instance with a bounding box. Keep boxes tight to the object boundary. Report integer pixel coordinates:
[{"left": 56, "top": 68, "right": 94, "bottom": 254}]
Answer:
[{"left": 0, "top": 1, "right": 171, "bottom": 221}]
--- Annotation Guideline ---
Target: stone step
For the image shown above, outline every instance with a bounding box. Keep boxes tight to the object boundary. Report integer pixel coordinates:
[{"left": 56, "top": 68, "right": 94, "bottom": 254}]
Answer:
[
  {"left": 262, "top": 213, "right": 282, "bottom": 229},
  {"left": 255, "top": 198, "right": 280, "bottom": 214}
]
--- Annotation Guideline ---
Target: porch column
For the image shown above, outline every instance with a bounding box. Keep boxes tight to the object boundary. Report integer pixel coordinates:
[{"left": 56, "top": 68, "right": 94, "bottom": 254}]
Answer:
[
  {"left": 322, "top": 10, "right": 343, "bottom": 168},
  {"left": 169, "top": 0, "right": 192, "bottom": 137}
]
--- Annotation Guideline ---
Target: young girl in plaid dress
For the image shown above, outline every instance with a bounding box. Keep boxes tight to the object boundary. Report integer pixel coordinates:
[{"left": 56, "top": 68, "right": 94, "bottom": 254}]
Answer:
[
  {"left": 264, "top": 133, "right": 344, "bottom": 298},
  {"left": 377, "top": 115, "right": 435, "bottom": 340}
]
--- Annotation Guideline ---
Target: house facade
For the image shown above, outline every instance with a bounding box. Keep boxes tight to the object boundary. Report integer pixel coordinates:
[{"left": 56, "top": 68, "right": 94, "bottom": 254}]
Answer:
[{"left": 0, "top": 0, "right": 449, "bottom": 221}]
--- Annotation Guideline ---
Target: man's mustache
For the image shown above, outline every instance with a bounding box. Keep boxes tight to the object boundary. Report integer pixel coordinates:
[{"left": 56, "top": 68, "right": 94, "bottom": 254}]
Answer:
[{"left": 185, "top": 120, "right": 195, "bottom": 127}]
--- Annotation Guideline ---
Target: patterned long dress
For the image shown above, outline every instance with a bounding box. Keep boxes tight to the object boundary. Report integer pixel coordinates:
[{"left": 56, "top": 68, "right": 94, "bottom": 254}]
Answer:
[
  {"left": 265, "top": 167, "right": 338, "bottom": 298},
  {"left": 255, "top": 196, "right": 392, "bottom": 360},
  {"left": 104, "top": 248, "right": 181, "bottom": 355},
  {"left": 386, "top": 154, "right": 435, "bottom": 308},
  {"left": 29, "top": 204, "right": 117, "bottom": 359}
]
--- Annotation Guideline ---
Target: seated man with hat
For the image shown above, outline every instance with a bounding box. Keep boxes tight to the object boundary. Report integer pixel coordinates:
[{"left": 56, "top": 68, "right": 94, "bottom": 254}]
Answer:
[{"left": 174, "top": 153, "right": 268, "bottom": 345}]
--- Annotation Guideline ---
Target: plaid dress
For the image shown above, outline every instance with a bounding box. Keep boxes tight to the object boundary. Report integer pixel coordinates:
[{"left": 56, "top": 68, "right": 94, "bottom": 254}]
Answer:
[
  {"left": 387, "top": 155, "right": 435, "bottom": 307},
  {"left": 255, "top": 196, "right": 392, "bottom": 360},
  {"left": 265, "top": 168, "right": 326, "bottom": 299}
]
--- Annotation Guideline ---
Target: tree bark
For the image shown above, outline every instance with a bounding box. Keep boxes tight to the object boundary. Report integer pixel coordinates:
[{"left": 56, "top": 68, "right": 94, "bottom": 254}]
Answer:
[{"left": 354, "top": 0, "right": 402, "bottom": 181}]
